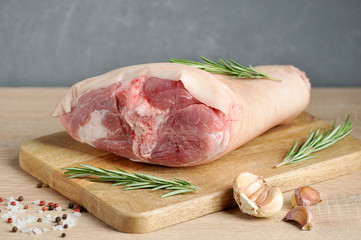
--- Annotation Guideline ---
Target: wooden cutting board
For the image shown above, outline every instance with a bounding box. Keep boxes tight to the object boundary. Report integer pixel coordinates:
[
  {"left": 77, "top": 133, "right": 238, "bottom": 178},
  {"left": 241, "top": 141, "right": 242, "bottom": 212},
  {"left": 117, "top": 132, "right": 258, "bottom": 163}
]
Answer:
[{"left": 19, "top": 112, "right": 361, "bottom": 233}]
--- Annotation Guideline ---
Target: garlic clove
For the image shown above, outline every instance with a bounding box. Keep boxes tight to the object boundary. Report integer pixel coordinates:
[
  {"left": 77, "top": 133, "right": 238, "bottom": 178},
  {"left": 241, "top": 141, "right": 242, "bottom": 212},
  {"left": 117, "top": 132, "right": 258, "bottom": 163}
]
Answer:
[
  {"left": 249, "top": 186, "right": 265, "bottom": 202},
  {"left": 258, "top": 186, "right": 283, "bottom": 216},
  {"left": 233, "top": 172, "right": 283, "bottom": 218},
  {"left": 283, "top": 206, "right": 315, "bottom": 230},
  {"left": 255, "top": 186, "right": 269, "bottom": 204},
  {"left": 291, "top": 186, "right": 322, "bottom": 207},
  {"left": 233, "top": 172, "right": 261, "bottom": 192},
  {"left": 245, "top": 179, "right": 264, "bottom": 197}
]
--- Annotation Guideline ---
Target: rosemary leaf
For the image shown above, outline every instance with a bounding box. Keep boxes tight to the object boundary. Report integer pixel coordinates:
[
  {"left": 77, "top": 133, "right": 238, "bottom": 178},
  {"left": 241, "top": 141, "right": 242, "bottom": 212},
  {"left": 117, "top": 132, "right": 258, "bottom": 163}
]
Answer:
[
  {"left": 111, "top": 181, "right": 132, "bottom": 186},
  {"left": 169, "top": 56, "right": 280, "bottom": 82},
  {"left": 161, "top": 189, "right": 196, "bottom": 198},
  {"left": 151, "top": 184, "right": 173, "bottom": 191},
  {"left": 275, "top": 115, "right": 353, "bottom": 168},
  {"left": 62, "top": 165, "right": 199, "bottom": 198},
  {"left": 123, "top": 185, "right": 159, "bottom": 190},
  {"left": 65, "top": 173, "right": 94, "bottom": 179}
]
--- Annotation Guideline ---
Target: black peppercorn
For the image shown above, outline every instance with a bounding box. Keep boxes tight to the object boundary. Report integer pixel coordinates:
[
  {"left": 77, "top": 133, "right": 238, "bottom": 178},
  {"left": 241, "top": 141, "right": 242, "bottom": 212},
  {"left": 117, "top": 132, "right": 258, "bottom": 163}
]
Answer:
[
  {"left": 55, "top": 216, "right": 62, "bottom": 223},
  {"left": 36, "top": 183, "right": 43, "bottom": 188},
  {"left": 62, "top": 214, "right": 67, "bottom": 220},
  {"left": 37, "top": 218, "right": 42, "bottom": 223},
  {"left": 48, "top": 205, "right": 54, "bottom": 211},
  {"left": 79, "top": 205, "right": 85, "bottom": 212},
  {"left": 64, "top": 224, "right": 68, "bottom": 229},
  {"left": 12, "top": 226, "right": 18, "bottom": 232},
  {"left": 68, "top": 202, "right": 74, "bottom": 209},
  {"left": 17, "top": 196, "right": 24, "bottom": 201},
  {"left": 61, "top": 233, "right": 66, "bottom": 237}
]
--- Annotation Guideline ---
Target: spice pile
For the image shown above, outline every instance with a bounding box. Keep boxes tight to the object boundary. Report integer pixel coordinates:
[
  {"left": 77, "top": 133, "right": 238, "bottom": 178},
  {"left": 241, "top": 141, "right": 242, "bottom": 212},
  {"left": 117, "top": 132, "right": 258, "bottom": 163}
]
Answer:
[{"left": 0, "top": 193, "right": 85, "bottom": 237}]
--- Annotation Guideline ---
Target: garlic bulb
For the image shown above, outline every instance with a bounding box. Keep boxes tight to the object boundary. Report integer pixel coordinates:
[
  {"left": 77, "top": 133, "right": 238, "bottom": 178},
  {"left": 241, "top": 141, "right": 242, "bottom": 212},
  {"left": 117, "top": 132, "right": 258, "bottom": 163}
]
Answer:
[
  {"left": 233, "top": 172, "right": 283, "bottom": 217},
  {"left": 291, "top": 186, "right": 322, "bottom": 207},
  {"left": 283, "top": 206, "right": 315, "bottom": 230}
]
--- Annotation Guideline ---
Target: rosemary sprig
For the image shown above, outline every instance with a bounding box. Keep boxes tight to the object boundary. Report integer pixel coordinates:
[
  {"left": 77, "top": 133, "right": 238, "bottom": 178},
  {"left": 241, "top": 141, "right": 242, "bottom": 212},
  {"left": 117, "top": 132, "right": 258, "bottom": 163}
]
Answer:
[
  {"left": 62, "top": 164, "right": 199, "bottom": 198},
  {"left": 275, "top": 115, "right": 353, "bottom": 168},
  {"left": 169, "top": 56, "right": 280, "bottom": 82}
]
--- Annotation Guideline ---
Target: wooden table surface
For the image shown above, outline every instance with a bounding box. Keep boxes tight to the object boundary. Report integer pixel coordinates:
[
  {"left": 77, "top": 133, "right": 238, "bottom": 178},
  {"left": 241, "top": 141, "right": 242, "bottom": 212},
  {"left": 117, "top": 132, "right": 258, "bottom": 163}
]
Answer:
[{"left": 0, "top": 87, "right": 361, "bottom": 239}]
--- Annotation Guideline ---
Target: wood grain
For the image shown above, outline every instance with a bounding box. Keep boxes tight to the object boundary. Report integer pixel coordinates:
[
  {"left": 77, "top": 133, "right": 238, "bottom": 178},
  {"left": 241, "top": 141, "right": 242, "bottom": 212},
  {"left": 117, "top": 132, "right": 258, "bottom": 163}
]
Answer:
[
  {"left": 18, "top": 112, "right": 361, "bottom": 233},
  {"left": 1, "top": 88, "right": 361, "bottom": 239}
]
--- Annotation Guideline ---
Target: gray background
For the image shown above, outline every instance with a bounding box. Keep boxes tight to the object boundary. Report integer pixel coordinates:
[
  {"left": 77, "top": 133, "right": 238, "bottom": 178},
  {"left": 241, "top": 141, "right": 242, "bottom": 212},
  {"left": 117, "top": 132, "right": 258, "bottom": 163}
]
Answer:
[{"left": 1, "top": 0, "right": 360, "bottom": 87}]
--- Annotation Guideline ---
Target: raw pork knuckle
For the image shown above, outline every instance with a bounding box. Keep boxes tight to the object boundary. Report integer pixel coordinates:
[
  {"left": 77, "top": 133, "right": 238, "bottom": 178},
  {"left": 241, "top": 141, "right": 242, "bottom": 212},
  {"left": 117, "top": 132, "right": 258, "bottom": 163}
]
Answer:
[{"left": 52, "top": 63, "right": 310, "bottom": 167}]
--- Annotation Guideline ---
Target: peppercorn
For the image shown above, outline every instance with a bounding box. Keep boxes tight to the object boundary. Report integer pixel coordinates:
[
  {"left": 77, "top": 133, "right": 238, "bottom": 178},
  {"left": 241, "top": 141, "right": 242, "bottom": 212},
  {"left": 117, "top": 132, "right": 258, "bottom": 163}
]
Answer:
[
  {"left": 48, "top": 205, "right": 55, "bottom": 211},
  {"left": 55, "top": 216, "right": 62, "bottom": 223},
  {"left": 24, "top": 205, "right": 29, "bottom": 209},
  {"left": 12, "top": 226, "right": 18, "bottom": 232},
  {"left": 37, "top": 218, "right": 42, "bottom": 223},
  {"left": 62, "top": 214, "right": 67, "bottom": 220},
  {"left": 42, "top": 207, "right": 47, "bottom": 212},
  {"left": 39, "top": 200, "right": 45, "bottom": 206},
  {"left": 63, "top": 224, "right": 68, "bottom": 229},
  {"left": 48, "top": 202, "right": 54, "bottom": 206},
  {"left": 61, "top": 233, "right": 66, "bottom": 238},
  {"left": 0, "top": 197, "right": 4, "bottom": 202},
  {"left": 54, "top": 203, "right": 59, "bottom": 208},
  {"left": 79, "top": 206, "right": 85, "bottom": 212},
  {"left": 10, "top": 201, "right": 16, "bottom": 206},
  {"left": 17, "top": 196, "right": 24, "bottom": 201},
  {"left": 68, "top": 202, "right": 74, "bottom": 209},
  {"left": 74, "top": 208, "right": 80, "bottom": 212},
  {"left": 36, "top": 183, "right": 43, "bottom": 188},
  {"left": 8, "top": 218, "right": 13, "bottom": 223}
]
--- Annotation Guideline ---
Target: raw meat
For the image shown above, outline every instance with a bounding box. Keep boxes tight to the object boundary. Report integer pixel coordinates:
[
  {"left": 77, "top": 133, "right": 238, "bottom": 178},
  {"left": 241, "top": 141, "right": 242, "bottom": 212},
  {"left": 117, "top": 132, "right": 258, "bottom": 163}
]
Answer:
[{"left": 53, "top": 63, "right": 310, "bottom": 167}]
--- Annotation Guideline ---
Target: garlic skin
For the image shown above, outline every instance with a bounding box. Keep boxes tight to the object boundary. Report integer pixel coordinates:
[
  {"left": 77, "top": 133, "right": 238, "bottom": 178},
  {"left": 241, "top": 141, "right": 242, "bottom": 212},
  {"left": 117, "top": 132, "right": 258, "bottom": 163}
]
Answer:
[
  {"left": 233, "top": 172, "right": 283, "bottom": 217},
  {"left": 283, "top": 206, "right": 315, "bottom": 230},
  {"left": 291, "top": 186, "right": 322, "bottom": 207}
]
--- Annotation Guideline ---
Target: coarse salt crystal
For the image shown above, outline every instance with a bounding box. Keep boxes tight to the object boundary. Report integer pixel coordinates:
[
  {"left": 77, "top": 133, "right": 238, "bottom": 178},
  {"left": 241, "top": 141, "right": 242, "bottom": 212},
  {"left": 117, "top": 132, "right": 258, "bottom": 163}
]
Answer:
[
  {"left": 12, "top": 215, "right": 38, "bottom": 229},
  {"left": 13, "top": 208, "right": 26, "bottom": 214},
  {"left": 43, "top": 228, "right": 49, "bottom": 232},
  {"left": 37, "top": 210, "right": 43, "bottom": 213},
  {"left": 6, "top": 206, "right": 18, "bottom": 212},
  {"left": 33, "top": 228, "right": 42, "bottom": 235},
  {"left": 33, "top": 200, "right": 40, "bottom": 205},
  {"left": 1, "top": 212, "right": 14, "bottom": 219},
  {"left": 55, "top": 206, "right": 62, "bottom": 211},
  {"left": 73, "top": 212, "right": 81, "bottom": 218},
  {"left": 52, "top": 225, "right": 64, "bottom": 231},
  {"left": 5, "top": 196, "right": 15, "bottom": 201},
  {"left": 21, "top": 228, "right": 31, "bottom": 233},
  {"left": 42, "top": 217, "right": 51, "bottom": 224}
]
